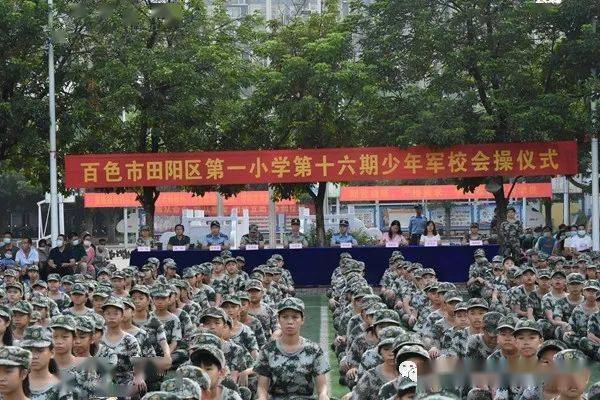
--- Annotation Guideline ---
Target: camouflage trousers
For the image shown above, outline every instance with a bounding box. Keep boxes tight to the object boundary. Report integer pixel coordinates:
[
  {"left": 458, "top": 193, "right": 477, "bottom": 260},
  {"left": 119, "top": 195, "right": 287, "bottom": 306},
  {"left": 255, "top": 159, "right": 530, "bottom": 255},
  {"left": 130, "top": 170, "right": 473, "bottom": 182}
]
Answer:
[{"left": 578, "top": 337, "right": 600, "bottom": 361}]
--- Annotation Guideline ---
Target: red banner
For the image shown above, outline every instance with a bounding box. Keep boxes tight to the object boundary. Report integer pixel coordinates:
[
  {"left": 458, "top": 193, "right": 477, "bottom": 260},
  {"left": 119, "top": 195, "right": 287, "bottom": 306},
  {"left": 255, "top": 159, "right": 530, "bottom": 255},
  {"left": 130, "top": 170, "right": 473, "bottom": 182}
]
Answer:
[{"left": 64, "top": 141, "right": 578, "bottom": 189}]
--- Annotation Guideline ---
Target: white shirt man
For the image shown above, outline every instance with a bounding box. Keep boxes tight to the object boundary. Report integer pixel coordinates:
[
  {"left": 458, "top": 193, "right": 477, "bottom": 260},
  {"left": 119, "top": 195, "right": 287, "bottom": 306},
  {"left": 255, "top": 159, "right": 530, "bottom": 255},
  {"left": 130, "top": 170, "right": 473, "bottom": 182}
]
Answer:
[
  {"left": 569, "top": 226, "right": 592, "bottom": 253},
  {"left": 15, "top": 238, "right": 39, "bottom": 268}
]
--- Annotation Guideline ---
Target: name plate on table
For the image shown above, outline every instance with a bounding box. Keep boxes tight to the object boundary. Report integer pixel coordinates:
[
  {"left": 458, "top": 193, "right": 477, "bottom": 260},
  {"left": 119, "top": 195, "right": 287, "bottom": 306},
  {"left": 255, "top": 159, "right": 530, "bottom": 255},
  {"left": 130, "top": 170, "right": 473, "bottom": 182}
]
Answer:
[
  {"left": 469, "top": 240, "right": 483, "bottom": 246},
  {"left": 340, "top": 242, "right": 353, "bottom": 248},
  {"left": 289, "top": 243, "right": 303, "bottom": 249},
  {"left": 245, "top": 244, "right": 259, "bottom": 250},
  {"left": 385, "top": 242, "right": 399, "bottom": 248},
  {"left": 209, "top": 245, "right": 222, "bottom": 251},
  {"left": 423, "top": 238, "right": 438, "bottom": 247},
  {"left": 137, "top": 246, "right": 151, "bottom": 252},
  {"left": 172, "top": 246, "right": 187, "bottom": 252}
]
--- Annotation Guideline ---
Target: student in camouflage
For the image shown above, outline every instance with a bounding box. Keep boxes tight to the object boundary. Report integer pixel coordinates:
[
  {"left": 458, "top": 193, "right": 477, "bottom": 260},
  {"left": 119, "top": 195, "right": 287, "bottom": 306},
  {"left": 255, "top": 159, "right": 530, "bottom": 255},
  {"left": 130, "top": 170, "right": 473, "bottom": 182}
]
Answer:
[
  {"left": 255, "top": 297, "right": 330, "bottom": 400},
  {"left": 0, "top": 346, "right": 32, "bottom": 400},
  {"left": 221, "top": 294, "right": 259, "bottom": 360}
]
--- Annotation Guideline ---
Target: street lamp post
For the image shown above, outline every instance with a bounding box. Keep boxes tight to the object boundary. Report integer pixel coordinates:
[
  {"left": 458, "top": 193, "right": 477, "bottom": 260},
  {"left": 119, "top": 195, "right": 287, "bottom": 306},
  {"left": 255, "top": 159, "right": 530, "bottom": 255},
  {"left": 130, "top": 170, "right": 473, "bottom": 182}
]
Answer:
[
  {"left": 591, "top": 16, "right": 599, "bottom": 251},
  {"left": 47, "top": 0, "right": 59, "bottom": 246}
]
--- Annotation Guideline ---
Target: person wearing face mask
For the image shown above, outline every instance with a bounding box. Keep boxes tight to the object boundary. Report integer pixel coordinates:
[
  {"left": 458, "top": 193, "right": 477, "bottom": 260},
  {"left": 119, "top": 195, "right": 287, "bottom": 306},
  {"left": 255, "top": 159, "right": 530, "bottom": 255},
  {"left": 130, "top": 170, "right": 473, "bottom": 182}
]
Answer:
[
  {"left": 0, "top": 231, "right": 18, "bottom": 261},
  {"left": 563, "top": 225, "right": 579, "bottom": 259},
  {"left": 79, "top": 233, "right": 96, "bottom": 276},
  {"left": 568, "top": 224, "right": 592, "bottom": 257},
  {"left": 14, "top": 237, "right": 39, "bottom": 273},
  {"left": 535, "top": 226, "right": 557, "bottom": 256},
  {"left": 36, "top": 239, "right": 50, "bottom": 280},
  {"left": 69, "top": 232, "right": 87, "bottom": 266},
  {"left": 94, "top": 238, "right": 110, "bottom": 270},
  {"left": 48, "top": 234, "right": 76, "bottom": 277}
]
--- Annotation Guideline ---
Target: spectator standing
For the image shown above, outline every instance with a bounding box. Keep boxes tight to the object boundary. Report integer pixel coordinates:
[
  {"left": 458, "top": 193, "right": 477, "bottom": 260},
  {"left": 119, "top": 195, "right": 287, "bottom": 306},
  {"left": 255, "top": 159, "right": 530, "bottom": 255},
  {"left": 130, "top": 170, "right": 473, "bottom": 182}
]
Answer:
[
  {"left": 15, "top": 237, "right": 39, "bottom": 272},
  {"left": 47, "top": 234, "right": 76, "bottom": 276},
  {"left": 380, "top": 220, "right": 408, "bottom": 247},
  {"left": 535, "top": 226, "right": 556, "bottom": 256},
  {"left": 419, "top": 221, "right": 441, "bottom": 246},
  {"left": 408, "top": 205, "right": 427, "bottom": 245},
  {"left": 80, "top": 233, "right": 96, "bottom": 276},
  {"left": 500, "top": 206, "right": 523, "bottom": 259},
  {"left": 520, "top": 227, "right": 537, "bottom": 251},
  {"left": 167, "top": 224, "right": 191, "bottom": 250}
]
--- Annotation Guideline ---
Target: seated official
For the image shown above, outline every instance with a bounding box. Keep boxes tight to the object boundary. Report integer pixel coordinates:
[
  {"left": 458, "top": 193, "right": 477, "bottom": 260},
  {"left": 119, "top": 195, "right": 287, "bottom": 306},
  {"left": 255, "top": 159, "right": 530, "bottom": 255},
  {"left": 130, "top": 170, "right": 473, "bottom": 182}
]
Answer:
[
  {"left": 202, "top": 221, "right": 230, "bottom": 249},
  {"left": 283, "top": 218, "right": 309, "bottom": 248},
  {"left": 419, "top": 221, "right": 441, "bottom": 246},
  {"left": 240, "top": 224, "right": 265, "bottom": 249},
  {"left": 379, "top": 220, "right": 408, "bottom": 247},
  {"left": 168, "top": 224, "right": 191, "bottom": 250},
  {"left": 330, "top": 219, "right": 358, "bottom": 248}
]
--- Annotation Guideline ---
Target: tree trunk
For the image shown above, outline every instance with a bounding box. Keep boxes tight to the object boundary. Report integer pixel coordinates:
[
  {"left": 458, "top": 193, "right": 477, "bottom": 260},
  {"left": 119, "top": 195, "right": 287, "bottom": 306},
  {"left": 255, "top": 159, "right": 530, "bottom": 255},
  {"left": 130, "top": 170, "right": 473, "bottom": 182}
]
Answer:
[
  {"left": 491, "top": 177, "right": 508, "bottom": 248},
  {"left": 313, "top": 182, "right": 327, "bottom": 247},
  {"left": 138, "top": 187, "right": 159, "bottom": 236},
  {"left": 106, "top": 209, "right": 119, "bottom": 244},
  {"left": 542, "top": 198, "right": 553, "bottom": 228}
]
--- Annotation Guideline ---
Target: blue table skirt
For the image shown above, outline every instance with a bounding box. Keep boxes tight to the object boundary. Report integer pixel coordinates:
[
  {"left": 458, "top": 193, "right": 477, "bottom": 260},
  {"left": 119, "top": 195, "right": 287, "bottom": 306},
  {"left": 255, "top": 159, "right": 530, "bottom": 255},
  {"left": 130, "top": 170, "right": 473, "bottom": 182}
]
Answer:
[{"left": 130, "top": 245, "right": 499, "bottom": 286}]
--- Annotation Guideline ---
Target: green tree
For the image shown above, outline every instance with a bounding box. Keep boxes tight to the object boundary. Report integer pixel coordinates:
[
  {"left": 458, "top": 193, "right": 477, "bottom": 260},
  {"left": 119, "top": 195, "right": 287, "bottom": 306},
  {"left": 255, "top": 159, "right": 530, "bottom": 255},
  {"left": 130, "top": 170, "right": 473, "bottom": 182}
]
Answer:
[
  {"left": 248, "top": 3, "right": 376, "bottom": 245},
  {"left": 359, "top": 0, "right": 592, "bottom": 237},
  {"left": 58, "top": 0, "right": 259, "bottom": 233}
]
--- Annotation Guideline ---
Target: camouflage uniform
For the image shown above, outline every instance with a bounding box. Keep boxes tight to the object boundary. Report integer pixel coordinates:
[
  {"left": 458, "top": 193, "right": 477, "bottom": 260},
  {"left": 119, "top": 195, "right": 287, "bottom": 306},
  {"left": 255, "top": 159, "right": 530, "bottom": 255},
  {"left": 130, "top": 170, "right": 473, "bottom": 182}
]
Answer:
[
  {"left": 133, "top": 315, "right": 169, "bottom": 357},
  {"left": 500, "top": 218, "right": 524, "bottom": 259},
  {"left": 352, "top": 365, "right": 396, "bottom": 400},
  {"left": 156, "top": 313, "right": 183, "bottom": 351},
  {"left": 131, "top": 326, "right": 157, "bottom": 358},
  {"left": 248, "top": 302, "right": 279, "bottom": 337},
  {"left": 254, "top": 338, "right": 330, "bottom": 398},
  {"left": 244, "top": 315, "right": 267, "bottom": 349},
  {"left": 223, "top": 339, "right": 249, "bottom": 373},
  {"left": 230, "top": 323, "right": 259, "bottom": 356}
]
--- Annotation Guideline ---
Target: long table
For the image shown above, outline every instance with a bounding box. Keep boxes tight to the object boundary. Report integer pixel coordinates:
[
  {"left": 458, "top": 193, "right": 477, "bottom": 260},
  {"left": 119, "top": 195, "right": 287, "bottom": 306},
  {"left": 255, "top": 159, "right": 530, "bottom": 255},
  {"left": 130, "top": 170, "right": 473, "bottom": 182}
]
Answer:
[{"left": 129, "top": 245, "right": 499, "bottom": 286}]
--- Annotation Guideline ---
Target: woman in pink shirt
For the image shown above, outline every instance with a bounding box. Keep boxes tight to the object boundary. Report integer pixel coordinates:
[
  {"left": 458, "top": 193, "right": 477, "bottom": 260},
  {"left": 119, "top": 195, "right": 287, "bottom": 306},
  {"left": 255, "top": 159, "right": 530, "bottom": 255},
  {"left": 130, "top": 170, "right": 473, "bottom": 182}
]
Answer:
[
  {"left": 380, "top": 220, "right": 409, "bottom": 247},
  {"left": 81, "top": 233, "right": 96, "bottom": 276}
]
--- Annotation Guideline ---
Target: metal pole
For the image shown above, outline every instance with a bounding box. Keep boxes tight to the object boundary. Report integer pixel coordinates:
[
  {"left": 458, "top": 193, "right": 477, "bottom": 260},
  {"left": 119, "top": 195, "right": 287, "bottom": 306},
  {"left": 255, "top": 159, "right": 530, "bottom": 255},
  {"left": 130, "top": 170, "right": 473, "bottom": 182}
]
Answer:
[
  {"left": 591, "top": 16, "right": 599, "bottom": 250},
  {"left": 123, "top": 208, "right": 128, "bottom": 246},
  {"left": 268, "top": 186, "right": 276, "bottom": 248},
  {"left": 48, "top": 0, "right": 59, "bottom": 247},
  {"left": 58, "top": 195, "right": 65, "bottom": 234},
  {"left": 522, "top": 197, "right": 527, "bottom": 226},
  {"left": 217, "top": 192, "right": 224, "bottom": 217},
  {"left": 563, "top": 177, "right": 570, "bottom": 225}
]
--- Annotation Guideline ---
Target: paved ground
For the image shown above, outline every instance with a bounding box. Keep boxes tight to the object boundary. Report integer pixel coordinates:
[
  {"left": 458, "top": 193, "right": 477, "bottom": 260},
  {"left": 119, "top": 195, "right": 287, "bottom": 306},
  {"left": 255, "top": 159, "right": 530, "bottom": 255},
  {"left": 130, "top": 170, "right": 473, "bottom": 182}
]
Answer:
[{"left": 297, "top": 291, "right": 600, "bottom": 398}]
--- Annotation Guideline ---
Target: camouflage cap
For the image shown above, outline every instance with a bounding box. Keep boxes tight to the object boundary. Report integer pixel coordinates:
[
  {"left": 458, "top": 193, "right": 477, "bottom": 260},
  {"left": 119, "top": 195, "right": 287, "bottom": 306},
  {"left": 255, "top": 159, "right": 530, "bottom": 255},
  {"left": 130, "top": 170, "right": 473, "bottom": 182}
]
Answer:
[
  {"left": 32, "top": 280, "right": 48, "bottom": 289},
  {"left": 393, "top": 332, "right": 423, "bottom": 353},
  {"left": 30, "top": 310, "right": 41, "bottom": 324},
  {"left": 395, "top": 344, "right": 430, "bottom": 365},
  {"left": 360, "top": 294, "right": 382, "bottom": 310},
  {"left": 161, "top": 377, "right": 202, "bottom": 399},
  {"left": 0, "top": 305, "right": 12, "bottom": 320},
  {"left": 364, "top": 303, "right": 387, "bottom": 316},
  {"left": 496, "top": 315, "right": 518, "bottom": 332},
  {"left": 525, "top": 248, "right": 538, "bottom": 256},
  {"left": 424, "top": 283, "right": 439, "bottom": 293},
  {"left": 171, "top": 279, "right": 187, "bottom": 290},
  {"left": 421, "top": 268, "right": 436, "bottom": 276},
  {"left": 176, "top": 365, "right": 211, "bottom": 390},
  {"left": 537, "top": 339, "right": 568, "bottom": 358},
  {"left": 483, "top": 311, "right": 503, "bottom": 333},
  {"left": 377, "top": 326, "right": 405, "bottom": 351},
  {"left": 552, "top": 349, "right": 588, "bottom": 372},
  {"left": 70, "top": 283, "right": 87, "bottom": 295},
  {"left": 584, "top": 279, "right": 600, "bottom": 291},
  {"left": 249, "top": 223, "right": 259, "bottom": 232},
  {"left": 20, "top": 326, "right": 53, "bottom": 348},
  {"left": 211, "top": 256, "right": 223, "bottom": 264},
  {"left": 182, "top": 268, "right": 196, "bottom": 279},
  {"left": 4, "top": 269, "right": 19, "bottom": 278},
  {"left": 474, "top": 248, "right": 486, "bottom": 257},
  {"left": 454, "top": 302, "right": 468, "bottom": 312},
  {"left": 491, "top": 255, "right": 504, "bottom": 263},
  {"left": 223, "top": 257, "right": 237, "bottom": 265},
  {"left": 150, "top": 283, "right": 171, "bottom": 298},
  {"left": 190, "top": 345, "right": 226, "bottom": 369},
  {"left": 373, "top": 309, "right": 400, "bottom": 326},
  {"left": 74, "top": 315, "right": 95, "bottom": 333},
  {"left": 140, "top": 391, "right": 180, "bottom": 400},
  {"left": 101, "top": 296, "right": 125, "bottom": 311},
  {"left": 30, "top": 293, "right": 49, "bottom": 308},
  {"left": 49, "top": 314, "right": 76, "bottom": 332},
  {"left": 513, "top": 319, "right": 542, "bottom": 336},
  {"left": 47, "top": 273, "right": 61, "bottom": 282},
  {"left": 352, "top": 286, "right": 373, "bottom": 299},
  {"left": 11, "top": 300, "right": 33, "bottom": 316},
  {"left": 245, "top": 279, "right": 264, "bottom": 291},
  {"left": 467, "top": 388, "right": 492, "bottom": 400},
  {"left": 130, "top": 284, "right": 151, "bottom": 297},
  {"left": 507, "top": 266, "right": 521, "bottom": 279},
  {"left": 122, "top": 297, "right": 135, "bottom": 310},
  {"left": 0, "top": 346, "right": 32, "bottom": 369},
  {"left": 236, "top": 291, "right": 250, "bottom": 302},
  {"left": 92, "top": 287, "right": 111, "bottom": 299},
  {"left": 521, "top": 265, "right": 537, "bottom": 275},
  {"left": 96, "top": 268, "right": 110, "bottom": 277},
  {"left": 340, "top": 252, "right": 352, "bottom": 259},
  {"left": 92, "top": 313, "right": 105, "bottom": 330},
  {"left": 466, "top": 298, "right": 489, "bottom": 310},
  {"left": 577, "top": 254, "right": 591, "bottom": 263},
  {"left": 190, "top": 332, "right": 222, "bottom": 351},
  {"left": 198, "top": 263, "right": 213, "bottom": 275},
  {"left": 200, "top": 307, "right": 228, "bottom": 324},
  {"left": 437, "top": 282, "right": 457, "bottom": 294},
  {"left": 235, "top": 256, "right": 245, "bottom": 263},
  {"left": 110, "top": 270, "right": 125, "bottom": 280},
  {"left": 587, "top": 264, "right": 598, "bottom": 270},
  {"left": 567, "top": 272, "right": 585, "bottom": 285},
  {"left": 395, "top": 377, "right": 417, "bottom": 396},
  {"left": 551, "top": 269, "right": 566, "bottom": 279},
  {"left": 221, "top": 294, "right": 241, "bottom": 307},
  {"left": 537, "top": 269, "right": 551, "bottom": 279},
  {"left": 277, "top": 297, "right": 305, "bottom": 316},
  {"left": 6, "top": 281, "right": 23, "bottom": 293},
  {"left": 443, "top": 291, "right": 463, "bottom": 303}
]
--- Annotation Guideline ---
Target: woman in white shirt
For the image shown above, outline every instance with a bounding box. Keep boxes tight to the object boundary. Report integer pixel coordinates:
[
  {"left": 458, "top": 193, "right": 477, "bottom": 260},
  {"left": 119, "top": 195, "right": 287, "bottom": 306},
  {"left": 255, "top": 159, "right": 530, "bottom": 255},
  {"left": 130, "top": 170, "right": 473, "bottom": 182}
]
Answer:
[
  {"left": 380, "top": 220, "right": 409, "bottom": 247},
  {"left": 419, "top": 221, "right": 441, "bottom": 246}
]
